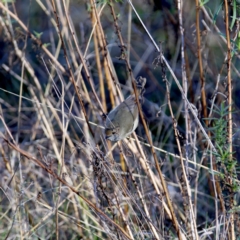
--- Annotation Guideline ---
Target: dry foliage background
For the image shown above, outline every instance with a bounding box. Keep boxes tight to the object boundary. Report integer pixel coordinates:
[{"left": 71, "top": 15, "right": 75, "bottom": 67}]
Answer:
[{"left": 0, "top": 0, "right": 240, "bottom": 239}]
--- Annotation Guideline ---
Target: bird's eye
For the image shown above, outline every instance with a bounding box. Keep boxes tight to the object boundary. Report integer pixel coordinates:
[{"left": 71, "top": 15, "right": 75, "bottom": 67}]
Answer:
[{"left": 112, "top": 127, "right": 119, "bottom": 135}]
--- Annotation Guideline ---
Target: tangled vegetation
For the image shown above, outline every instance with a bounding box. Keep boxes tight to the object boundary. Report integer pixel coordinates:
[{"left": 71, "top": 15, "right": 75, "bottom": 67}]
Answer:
[{"left": 0, "top": 0, "right": 240, "bottom": 239}]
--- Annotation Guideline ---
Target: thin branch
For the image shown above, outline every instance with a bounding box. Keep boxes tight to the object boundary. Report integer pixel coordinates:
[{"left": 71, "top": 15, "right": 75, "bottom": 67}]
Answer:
[{"left": 2, "top": 136, "right": 133, "bottom": 240}]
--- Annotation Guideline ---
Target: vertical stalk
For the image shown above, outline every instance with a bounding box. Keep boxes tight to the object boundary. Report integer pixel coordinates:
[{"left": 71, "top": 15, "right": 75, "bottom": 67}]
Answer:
[
  {"left": 224, "top": 1, "right": 234, "bottom": 239},
  {"left": 195, "top": 0, "right": 208, "bottom": 125}
]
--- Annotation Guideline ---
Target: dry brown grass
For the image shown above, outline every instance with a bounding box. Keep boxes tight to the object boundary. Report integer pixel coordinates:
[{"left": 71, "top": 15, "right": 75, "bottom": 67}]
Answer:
[{"left": 0, "top": 0, "right": 240, "bottom": 239}]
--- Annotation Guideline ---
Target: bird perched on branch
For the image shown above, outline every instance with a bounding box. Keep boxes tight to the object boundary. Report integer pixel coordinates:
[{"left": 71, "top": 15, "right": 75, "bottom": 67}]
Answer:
[{"left": 105, "top": 77, "right": 146, "bottom": 142}]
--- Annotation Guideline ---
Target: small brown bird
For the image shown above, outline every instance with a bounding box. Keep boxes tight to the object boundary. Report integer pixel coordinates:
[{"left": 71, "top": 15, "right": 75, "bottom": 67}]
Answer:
[{"left": 105, "top": 77, "right": 146, "bottom": 141}]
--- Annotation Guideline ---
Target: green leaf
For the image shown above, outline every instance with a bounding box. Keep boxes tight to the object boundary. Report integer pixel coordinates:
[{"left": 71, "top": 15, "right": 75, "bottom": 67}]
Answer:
[
  {"left": 1, "top": 0, "right": 15, "bottom": 3},
  {"left": 230, "top": 0, "right": 237, "bottom": 31},
  {"left": 33, "top": 31, "right": 43, "bottom": 39},
  {"left": 213, "top": 1, "right": 223, "bottom": 24},
  {"left": 199, "top": 0, "right": 209, "bottom": 6},
  {"left": 236, "top": 32, "right": 240, "bottom": 51},
  {"left": 43, "top": 43, "right": 51, "bottom": 48}
]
